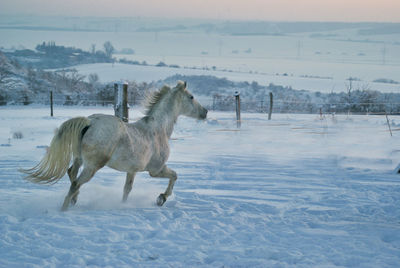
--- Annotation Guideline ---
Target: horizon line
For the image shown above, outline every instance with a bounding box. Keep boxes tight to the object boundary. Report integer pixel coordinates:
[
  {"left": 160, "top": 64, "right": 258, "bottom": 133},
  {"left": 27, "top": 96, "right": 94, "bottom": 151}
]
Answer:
[{"left": 1, "top": 13, "right": 400, "bottom": 24}]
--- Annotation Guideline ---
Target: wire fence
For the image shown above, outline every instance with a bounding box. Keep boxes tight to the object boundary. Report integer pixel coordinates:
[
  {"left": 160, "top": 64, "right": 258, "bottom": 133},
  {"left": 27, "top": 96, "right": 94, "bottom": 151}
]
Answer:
[
  {"left": 208, "top": 97, "right": 400, "bottom": 115},
  {"left": 8, "top": 95, "right": 400, "bottom": 116}
]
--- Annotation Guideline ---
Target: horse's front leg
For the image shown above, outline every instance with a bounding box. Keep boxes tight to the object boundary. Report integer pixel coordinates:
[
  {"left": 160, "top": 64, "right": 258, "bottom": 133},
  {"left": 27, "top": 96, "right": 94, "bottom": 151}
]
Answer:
[
  {"left": 149, "top": 165, "right": 177, "bottom": 206},
  {"left": 122, "top": 172, "right": 136, "bottom": 202}
]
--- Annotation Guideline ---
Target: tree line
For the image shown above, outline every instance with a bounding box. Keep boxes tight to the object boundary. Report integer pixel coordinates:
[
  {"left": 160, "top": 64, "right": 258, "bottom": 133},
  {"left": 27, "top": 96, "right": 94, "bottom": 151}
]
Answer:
[{"left": 5, "top": 41, "right": 116, "bottom": 69}]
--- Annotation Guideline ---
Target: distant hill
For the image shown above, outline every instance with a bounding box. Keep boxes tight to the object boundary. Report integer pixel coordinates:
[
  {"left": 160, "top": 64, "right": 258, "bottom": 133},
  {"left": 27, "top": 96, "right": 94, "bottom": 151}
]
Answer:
[
  {"left": 1, "top": 50, "right": 400, "bottom": 114},
  {"left": 4, "top": 41, "right": 112, "bottom": 69},
  {"left": 1, "top": 15, "right": 399, "bottom": 36}
]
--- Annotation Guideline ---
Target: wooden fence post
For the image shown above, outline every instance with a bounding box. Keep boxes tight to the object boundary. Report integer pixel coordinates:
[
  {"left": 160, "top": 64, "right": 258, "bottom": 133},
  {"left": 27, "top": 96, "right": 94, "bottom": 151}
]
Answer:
[
  {"left": 385, "top": 112, "right": 393, "bottom": 137},
  {"left": 50, "top": 90, "right": 53, "bottom": 117},
  {"left": 235, "top": 91, "right": 241, "bottom": 128},
  {"left": 268, "top": 92, "right": 273, "bottom": 120},
  {"left": 114, "top": 82, "right": 129, "bottom": 122},
  {"left": 122, "top": 83, "right": 129, "bottom": 122},
  {"left": 114, "top": 83, "right": 118, "bottom": 116}
]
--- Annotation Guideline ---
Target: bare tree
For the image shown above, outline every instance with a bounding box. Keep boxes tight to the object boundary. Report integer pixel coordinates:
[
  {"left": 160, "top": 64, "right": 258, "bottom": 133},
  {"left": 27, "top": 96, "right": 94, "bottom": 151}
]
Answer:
[
  {"left": 127, "top": 81, "right": 153, "bottom": 105},
  {"left": 90, "top": 44, "right": 96, "bottom": 55},
  {"left": 88, "top": 73, "right": 99, "bottom": 85},
  {"left": 88, "top": 73, "right": 100, "bottom": 99},
  {"left": 0, "top": 54, "right": 11, "bottom": 84},
  {"left": 0, "top": 65, "right": 11, "bottom": 84},
  {"left": 103, "top": 41, "right": 115, "bottom": 59},
  {"left": 26, "top": 66, "right": 37, "bottom": 91},
  {"left": 345, "top": 77, "right": 354, "bottom": 115},
  {"left": 69, "top": 69, "right": 86, "bottom": 91}
]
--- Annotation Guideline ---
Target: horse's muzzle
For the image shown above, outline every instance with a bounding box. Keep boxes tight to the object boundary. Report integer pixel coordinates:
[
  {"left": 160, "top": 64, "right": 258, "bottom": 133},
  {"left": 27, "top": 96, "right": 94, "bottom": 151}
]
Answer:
[{"left": 200, "top": 108, "right": 208, "bottom": 120}]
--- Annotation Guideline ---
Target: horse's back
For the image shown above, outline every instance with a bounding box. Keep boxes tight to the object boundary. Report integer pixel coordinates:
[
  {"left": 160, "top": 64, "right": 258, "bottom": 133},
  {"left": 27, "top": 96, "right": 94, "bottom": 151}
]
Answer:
[
  {"left": 88, "top": 114, "right": 124, "bottom": 128},
  {"left": 87, "top": 114, "right": 126, "bottom": 139}
]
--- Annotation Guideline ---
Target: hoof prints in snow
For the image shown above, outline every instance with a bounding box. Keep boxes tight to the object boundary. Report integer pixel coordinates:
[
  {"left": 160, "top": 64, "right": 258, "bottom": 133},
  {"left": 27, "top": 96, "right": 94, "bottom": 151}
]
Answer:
[{"left": 1, "top": 108, "right": 400, "bottom": 267}]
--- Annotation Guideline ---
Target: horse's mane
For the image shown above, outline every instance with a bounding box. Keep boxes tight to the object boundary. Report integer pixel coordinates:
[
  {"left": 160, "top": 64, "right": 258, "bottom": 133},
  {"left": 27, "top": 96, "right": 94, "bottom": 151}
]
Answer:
[{"left": 144, "top": 85, "right": 171, "bottom": 117}]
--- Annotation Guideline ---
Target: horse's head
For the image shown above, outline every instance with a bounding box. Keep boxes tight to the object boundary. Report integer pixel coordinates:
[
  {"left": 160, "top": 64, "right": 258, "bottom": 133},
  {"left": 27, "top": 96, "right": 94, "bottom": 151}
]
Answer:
[{"left": 174, "top": 81, "right": 208, "bottom": 120}]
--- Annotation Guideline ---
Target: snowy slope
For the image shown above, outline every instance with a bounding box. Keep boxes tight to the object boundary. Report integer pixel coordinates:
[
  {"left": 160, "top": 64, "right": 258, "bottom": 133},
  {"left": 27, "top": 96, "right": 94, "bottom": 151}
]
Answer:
[
  {"left": 72, "top": 62, "right": 400, "bottom": 94},
  {"left": 1, "top": 106, "right": 400, "bottom": 267}
]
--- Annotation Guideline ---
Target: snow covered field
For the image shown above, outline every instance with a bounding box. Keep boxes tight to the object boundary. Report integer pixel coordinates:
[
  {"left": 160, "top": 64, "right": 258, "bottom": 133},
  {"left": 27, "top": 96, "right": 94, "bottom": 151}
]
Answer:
[
  {"left": 1, "top": 106, "right": 400, "bottom": 267},
  {"left": 73, "top": 62, "right": 400, "bottom": 94}
]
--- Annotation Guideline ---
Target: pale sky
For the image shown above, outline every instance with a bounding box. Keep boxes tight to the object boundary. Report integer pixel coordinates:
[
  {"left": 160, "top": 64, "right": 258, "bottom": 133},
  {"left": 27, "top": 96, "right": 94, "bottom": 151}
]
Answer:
[{"left": 1, "top": 0, "right": 400, "bottom": 22}]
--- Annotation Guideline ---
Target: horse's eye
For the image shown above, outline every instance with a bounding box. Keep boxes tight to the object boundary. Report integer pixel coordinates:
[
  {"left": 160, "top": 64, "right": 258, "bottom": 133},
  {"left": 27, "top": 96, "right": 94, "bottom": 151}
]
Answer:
[{"left": 190, "top": 95, "right": 194, "bottom": 100}]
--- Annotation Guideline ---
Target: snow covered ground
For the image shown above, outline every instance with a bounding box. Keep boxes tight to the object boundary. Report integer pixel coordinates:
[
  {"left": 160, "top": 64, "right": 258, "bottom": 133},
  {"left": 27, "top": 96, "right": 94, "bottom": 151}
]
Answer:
[
  {"left": 1, "top": 106, "right": 400, "bottom": 267},
  {"left": 72, "top": 62, "right": 400, "bottom": 94}
]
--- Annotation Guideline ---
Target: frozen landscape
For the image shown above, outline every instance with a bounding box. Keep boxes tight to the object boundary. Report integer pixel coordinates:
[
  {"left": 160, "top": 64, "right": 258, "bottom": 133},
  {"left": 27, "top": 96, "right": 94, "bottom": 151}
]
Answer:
[
  {"left": 1, "top": 16, "right": 400, "bottom": 95},
  {"left": 1, "top": 13, "right": 400, "bottom": 267},
  {"left": 1, "top": 106, "right": 400, "bottom": 267}
]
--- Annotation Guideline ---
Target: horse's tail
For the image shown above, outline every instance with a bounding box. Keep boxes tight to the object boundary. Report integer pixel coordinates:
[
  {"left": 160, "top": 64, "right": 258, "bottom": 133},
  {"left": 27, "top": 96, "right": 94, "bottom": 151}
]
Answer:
[{"left": 20, "top": 117, "right": 91, "bottom": 184}]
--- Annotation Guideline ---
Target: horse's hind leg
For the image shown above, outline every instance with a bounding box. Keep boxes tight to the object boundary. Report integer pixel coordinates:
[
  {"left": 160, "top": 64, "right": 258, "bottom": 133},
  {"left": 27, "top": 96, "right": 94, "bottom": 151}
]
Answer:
[
  {"left": 149, "top": 165, "right": 177, "bottom": 206},
  {"left": 67, "top": 158, "right": 82, "bottom": 183},
  {"left": 67, "top": 158, "right": 82, "bottom": 206},
  {"left": 61, "top": 165, "right": 98, "bottom": 211},
  {"left": 122, "top": 172, "right": 136, "bottom": 202}
]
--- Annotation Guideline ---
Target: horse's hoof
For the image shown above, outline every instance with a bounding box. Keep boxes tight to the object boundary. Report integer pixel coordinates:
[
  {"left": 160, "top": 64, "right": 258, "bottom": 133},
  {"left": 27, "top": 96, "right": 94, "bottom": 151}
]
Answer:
[
  {"left": 61, "top": 197, "right": 70, "bottom": 211},
  {"left": 70, "top": 191, "right": 79, "bottom": 206},
  {"left": 71, "top": 197, "right": 77, "bottom": 206},
  {"left": 60, "top": 203, "right": 69, "bottom": 212},
  {"left": 156, "top": 194, "right": 166, "bottom": 206}
]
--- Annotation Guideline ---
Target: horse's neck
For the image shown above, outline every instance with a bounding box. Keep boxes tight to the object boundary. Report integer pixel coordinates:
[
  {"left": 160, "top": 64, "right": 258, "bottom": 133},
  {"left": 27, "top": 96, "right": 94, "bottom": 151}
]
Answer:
[
  {"left": 148, "top": 109, "right": 179, "bottom": 139},
  {"left": 144, "top": 93, "right": 181, "bottom": 139},
  {"left": 156, "top": 115, "right": 177, "bottom": 138}
]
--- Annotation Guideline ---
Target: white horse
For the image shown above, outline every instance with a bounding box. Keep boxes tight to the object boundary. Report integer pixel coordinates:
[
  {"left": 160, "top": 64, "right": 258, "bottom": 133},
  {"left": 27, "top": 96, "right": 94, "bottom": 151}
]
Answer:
[{"left": 20, "top": 81, "right": 207, "bottom": 211}]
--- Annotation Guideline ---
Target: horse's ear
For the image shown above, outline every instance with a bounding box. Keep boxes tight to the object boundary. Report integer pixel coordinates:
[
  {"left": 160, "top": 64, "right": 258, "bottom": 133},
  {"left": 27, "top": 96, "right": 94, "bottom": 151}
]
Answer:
[
  {"left": 184, "top": 81, "right": 187, "bottom": 89},
  {"left": 176, "top": 81, "right": 186, "bottom": 91}
]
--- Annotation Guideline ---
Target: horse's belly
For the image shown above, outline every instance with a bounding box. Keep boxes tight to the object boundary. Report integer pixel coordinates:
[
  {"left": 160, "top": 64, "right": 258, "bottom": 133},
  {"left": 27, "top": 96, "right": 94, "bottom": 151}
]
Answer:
[{"left": 107, "top": 148, "right": 148, "bottom": 172}]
